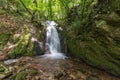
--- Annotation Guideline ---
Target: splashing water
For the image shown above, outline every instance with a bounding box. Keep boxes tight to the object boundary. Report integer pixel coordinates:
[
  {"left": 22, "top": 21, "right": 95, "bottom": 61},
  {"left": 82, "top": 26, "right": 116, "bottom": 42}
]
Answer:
[{"left": 42, "top": 21, "right": 66, "bottom": 59}]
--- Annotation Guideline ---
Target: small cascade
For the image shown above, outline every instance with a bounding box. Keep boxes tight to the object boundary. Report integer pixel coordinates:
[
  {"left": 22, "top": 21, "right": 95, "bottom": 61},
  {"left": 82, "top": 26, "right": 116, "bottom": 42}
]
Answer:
[{"left": 42, "top": 20, "right": 66, "bottom": 59}]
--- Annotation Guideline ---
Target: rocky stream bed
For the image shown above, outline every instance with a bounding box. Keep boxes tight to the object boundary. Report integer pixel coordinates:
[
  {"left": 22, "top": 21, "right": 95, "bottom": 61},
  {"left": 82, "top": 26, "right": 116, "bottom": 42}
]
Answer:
[{"left": 0, "top": 56, "right": 120, "bottom": 80}]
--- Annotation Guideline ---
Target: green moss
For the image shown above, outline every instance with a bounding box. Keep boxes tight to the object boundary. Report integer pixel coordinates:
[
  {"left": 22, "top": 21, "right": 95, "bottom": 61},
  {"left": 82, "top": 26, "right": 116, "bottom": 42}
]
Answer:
[
  {"left": 67, "top": 37, "right": 120, "bottom": 76},
  {"left": 0, "top": 66, "right": 5, "bottom": 73},
  {"left": 104, "top": 44, "right": 120, "bottom": 59},
  {"left": 0, "top": 63, "right": 12, "bottom": 75},
  {"left": 36, "top": 27, "right": 41, "bottom": 40},
  {"left": 0, "top": 33, "right": 10, "bottom": 50},
  {"left": 8, "top": 34, "right": 31, "bottom": 58},
  {"left": 10, "top": 35, "right": 20, "bottom": 44},
  {"left": 0, "top": 9, "right": 6, "bottom": 15},
  {"left": 10, "top": 69, "right": 37, "bottom": 80},
  {"left": 28, "top": 70, "right": 38, "bottom": 75},
  {"left": 8, "top": 26, "right": 34, "bottom": 58},
  {"left": 15, "top": 71, "right": 27, "bottom": 80},
  {"left": 26, "top": 38, "right": 34, "bottom": 56},
  {"left": 86, "top": 41, "right": 120, "bottom": 75}
]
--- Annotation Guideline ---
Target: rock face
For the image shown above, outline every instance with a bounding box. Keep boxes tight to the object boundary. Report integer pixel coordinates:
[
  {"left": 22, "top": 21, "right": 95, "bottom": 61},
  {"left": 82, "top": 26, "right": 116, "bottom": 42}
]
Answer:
[
  {"left": 8, "top": 26, "right": 34, "bottom": 58},
  {"left": 8, "top": 26, "right": 45, "bottom": 58},
  {"left": 66, "top": 12, "right": 120, "bottom": 76},
  {"left": 33, "top": 41, "right": 44, "bottom": 55},
  {"left": 0, "top": 14, "right": 47, "bottom": 59},
  {"left": 0, "top": 33, "right": 10, "bottom": 50}
]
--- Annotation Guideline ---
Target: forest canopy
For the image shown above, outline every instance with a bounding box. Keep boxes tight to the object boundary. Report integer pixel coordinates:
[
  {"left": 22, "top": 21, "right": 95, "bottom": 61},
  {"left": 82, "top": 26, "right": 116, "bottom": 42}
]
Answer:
[{"left": 0, "top": 0, "right": 97, "bottom": 21}]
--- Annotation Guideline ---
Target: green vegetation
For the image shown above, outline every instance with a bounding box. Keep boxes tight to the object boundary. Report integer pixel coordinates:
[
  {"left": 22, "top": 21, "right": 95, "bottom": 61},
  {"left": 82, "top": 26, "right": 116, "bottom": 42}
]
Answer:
[
  {"left": 8, "top": 26, "right": 33, "bottom": 58},
  {"left": 10, "top": 69, "right": 38, "bottom": 80},
  {"left": 0, "top": 33, "right": 10, "bottom": 50}
]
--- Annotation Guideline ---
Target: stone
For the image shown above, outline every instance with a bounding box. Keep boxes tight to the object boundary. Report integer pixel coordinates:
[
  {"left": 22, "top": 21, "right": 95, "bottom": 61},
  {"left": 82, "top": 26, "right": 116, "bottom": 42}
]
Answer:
[
  {"left": 4, "top": 59, "right": 18, "bottom": 65},
  {"left": 8, "top": 26, "right": 34, "bottom": 58},
  {"left": 33, "top": 41, "right": 44, "bottom": 55},
  {"left": 0, "top": 74, "right": 5, "bottom": 79},
  {"left": 54, "top": 70, "right": 66, "bottom": 79}
]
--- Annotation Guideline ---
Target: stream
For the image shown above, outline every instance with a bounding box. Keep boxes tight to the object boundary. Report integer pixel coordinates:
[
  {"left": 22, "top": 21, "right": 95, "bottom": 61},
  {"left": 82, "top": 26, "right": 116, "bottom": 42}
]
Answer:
[
  {"left": 27, "top": 56, "right": 120, "bottom": 80},
  {"left": 3, "top": 56, "right": 120, "bottom": 80}
]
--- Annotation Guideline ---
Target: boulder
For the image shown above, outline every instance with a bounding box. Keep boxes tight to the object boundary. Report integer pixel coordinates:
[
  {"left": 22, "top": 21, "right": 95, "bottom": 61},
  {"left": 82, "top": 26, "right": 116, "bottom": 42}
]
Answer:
[
  {"left": 66, "top": 13, "right": 120, "bottom": 76},
  {"left": 8, "top": 26, "right": 34, "bottom": 58},
  {"left": 33, "top": 41, "right": 44, "bottom": 55}
]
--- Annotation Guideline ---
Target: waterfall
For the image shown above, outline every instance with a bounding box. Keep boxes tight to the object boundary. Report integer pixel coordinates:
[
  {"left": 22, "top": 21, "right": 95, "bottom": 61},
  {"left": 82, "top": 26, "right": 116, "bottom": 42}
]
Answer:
[{"left": 42, "top": 20, "right": 66, "bottom": 59}]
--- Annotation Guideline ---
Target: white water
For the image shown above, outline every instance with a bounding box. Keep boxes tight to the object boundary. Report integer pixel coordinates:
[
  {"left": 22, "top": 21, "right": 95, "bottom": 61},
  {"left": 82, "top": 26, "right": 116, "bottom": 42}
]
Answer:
[{"left": 42, "top": 21, "right": 66, "bottom": 59}]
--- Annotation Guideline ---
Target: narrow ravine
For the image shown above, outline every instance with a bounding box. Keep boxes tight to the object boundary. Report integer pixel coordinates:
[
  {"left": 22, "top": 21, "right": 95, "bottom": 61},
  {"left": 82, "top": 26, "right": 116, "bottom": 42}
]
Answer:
[{"left": 0, "top": 1, "right": 120, "bottom": 79}]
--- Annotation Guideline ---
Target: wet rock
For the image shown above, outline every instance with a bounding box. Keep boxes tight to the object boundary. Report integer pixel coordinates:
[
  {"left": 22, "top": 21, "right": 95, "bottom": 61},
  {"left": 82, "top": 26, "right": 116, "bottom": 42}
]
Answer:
[
  {"left": 54, "top": 70, "right": 66, "bottom": 79},
  {"left": 0, "top": 74, "right": 6, "bottom": 79},
  {"left": 4, "top": 59, "right": 18, "bottom": 65},
  {"left": 33, "top": 41, "right": 44, "bottom": 55}
]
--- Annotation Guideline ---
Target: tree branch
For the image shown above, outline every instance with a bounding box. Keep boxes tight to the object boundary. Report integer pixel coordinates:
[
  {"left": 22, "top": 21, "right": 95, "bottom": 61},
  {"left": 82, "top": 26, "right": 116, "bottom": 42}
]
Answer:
[{"left": 19, "top": 0, "right": 33, "bottom": 16}]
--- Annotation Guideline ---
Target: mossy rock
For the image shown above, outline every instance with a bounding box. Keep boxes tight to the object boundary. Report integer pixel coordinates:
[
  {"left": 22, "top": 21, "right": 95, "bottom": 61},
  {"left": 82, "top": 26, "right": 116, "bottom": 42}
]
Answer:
[
  {"left": 0, "top": 63, "right": 13, "bottom": 79},
  {"left": 10, "top": 34, "right": 20, "bottom": 44},
  {"left": 10, "top": 69, "right": 37, "bottom": 80},
  {"left": 0, "top": 33, "right": 10, "bottom": 50},
  {"left": 8, "top": 26, "right": 34, "bottom": 58},
  {"left": 0, "top": 64, "right": 5, "bottom": 73},
  {"left": 67, "top": 37, "right": 120, "bottom": 77}
]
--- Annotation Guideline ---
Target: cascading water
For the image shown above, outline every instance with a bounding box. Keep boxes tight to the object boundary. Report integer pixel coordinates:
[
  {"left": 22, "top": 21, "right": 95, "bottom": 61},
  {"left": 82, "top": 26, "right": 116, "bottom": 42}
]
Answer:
[{"left": 42, "top": 20, "right": 66, "bottom": 59}]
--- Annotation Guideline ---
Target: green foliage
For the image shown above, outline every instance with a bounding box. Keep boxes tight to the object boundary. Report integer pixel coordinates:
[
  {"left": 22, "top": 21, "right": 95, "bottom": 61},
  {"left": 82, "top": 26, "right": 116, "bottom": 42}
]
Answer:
[
  {"left": 0, "top": 0, "right": 120, "bottom": 22},
  {"left": 0, "top": 0, "right": 90, "bottom": 21}
]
